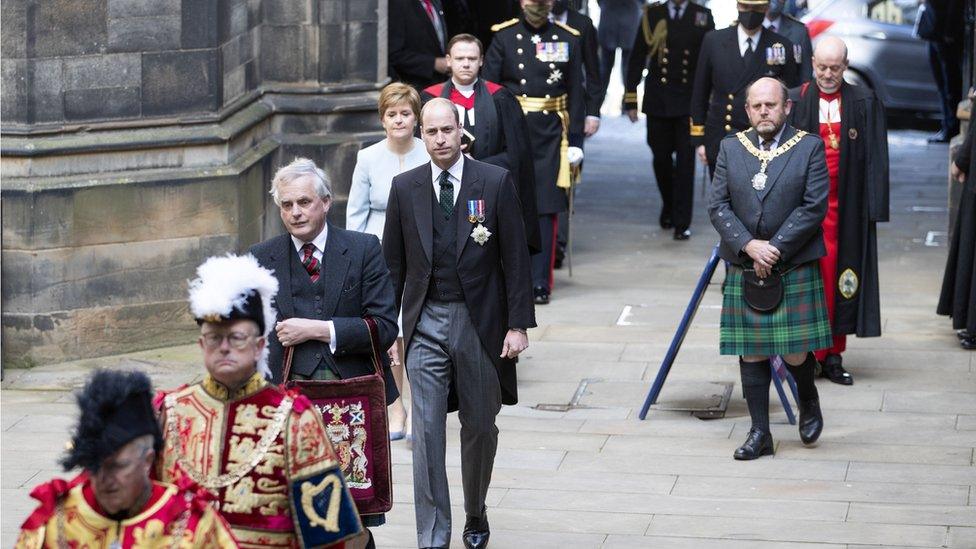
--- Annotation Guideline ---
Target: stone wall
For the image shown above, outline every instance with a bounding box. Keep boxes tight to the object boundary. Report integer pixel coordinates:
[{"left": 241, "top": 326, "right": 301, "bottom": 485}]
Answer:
[{"left": 1, "top": 0, "right": 389, "bottom": 365}]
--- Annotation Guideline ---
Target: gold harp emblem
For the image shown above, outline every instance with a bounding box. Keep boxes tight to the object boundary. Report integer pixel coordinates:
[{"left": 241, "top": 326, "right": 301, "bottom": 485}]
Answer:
[{"left": 300, "top": 474, "right": 344, "bottom": 532}]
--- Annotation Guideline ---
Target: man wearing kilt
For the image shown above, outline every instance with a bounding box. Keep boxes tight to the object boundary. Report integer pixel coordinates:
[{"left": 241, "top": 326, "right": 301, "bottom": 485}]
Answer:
[{"left": 708, "top": 77, "right": 831, "bottom": 460}]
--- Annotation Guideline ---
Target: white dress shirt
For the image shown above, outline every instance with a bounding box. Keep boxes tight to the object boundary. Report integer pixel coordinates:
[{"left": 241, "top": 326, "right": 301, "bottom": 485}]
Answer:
[
  {"left": 763, "top": 16, "right": 780, "bottom": 34},
  {"left": 737, "top": 25, "right": 762, "bottom": 57},
  {"left": 759, "top": 124, "right": 787, "bottom": 150},
  {"left": 289, "top": 224, "right": 337, "bottom": 352},
  {"left": 431, "top": 154, "right": 464, "bottom": 205},
  {"left": 668, "top": 0, "right": 686, "bottom": 20}
]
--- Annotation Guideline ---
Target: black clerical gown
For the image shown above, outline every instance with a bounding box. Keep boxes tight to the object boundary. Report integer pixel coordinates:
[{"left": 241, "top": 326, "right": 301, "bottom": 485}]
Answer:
[
  {"left": 789, "top": 81, "right": 889, "bottom": 337},
  {"left": 938, "top": 120, "right": 976, "bottom": 332},
  {"left": 421, "top": 78, "right": 542, "bottom": 253}
]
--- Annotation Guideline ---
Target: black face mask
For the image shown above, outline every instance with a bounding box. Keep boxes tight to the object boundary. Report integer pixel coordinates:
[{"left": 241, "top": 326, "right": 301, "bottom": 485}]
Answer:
[
  {"left": 552, "top": 0, "right": 569, "bottom": 15},
  {"left": 738, "top": 10, "right": 766, "bottom": 30}
]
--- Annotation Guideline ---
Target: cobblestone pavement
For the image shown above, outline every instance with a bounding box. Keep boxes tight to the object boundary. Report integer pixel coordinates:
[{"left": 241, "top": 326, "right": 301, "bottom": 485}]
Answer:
[{"left": 3, "top": 116, "right": 974, "bottom": 548}]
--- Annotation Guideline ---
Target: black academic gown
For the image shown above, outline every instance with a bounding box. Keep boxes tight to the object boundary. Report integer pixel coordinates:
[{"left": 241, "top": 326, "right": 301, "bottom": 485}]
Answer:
[
  {"left": 937, "top": 120, "right": 976, "bottom": 332},
  {"left": 421, "top": 79, "right": 542, "bottom": 253},
  {"left": 789, "top": 81, "right": 889, "bottom": 337}
]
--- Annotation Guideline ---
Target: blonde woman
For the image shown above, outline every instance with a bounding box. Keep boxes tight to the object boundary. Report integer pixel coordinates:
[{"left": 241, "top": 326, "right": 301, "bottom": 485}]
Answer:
[{"left": 347, "top": 82, "right": 429, "bottom": 440}]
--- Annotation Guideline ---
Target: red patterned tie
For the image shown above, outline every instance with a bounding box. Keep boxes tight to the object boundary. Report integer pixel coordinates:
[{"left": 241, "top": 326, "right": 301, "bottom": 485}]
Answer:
[
  {"left": 422, "top": 0, "right": 436, "bottom": 24},
  {"left": 301, "top": 243, "right": 320, "bottom": 283}
]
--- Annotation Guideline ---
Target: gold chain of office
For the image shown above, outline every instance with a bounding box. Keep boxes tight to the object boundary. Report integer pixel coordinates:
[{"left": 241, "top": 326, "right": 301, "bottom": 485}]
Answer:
[
  {"left": 736, "top": 129, "right": 807, "bottom": 190},
  {"left": 163, "top": 393, "right": 293, "bottom": 491}
]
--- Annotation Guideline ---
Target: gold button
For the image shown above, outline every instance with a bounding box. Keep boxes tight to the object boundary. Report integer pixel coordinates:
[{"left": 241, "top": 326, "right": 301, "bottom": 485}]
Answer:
[
  {"left": 682, "top": 78, "right": 687, "bottom": 83},
  {"left": 664, "top": 48, "right": 669, "bottom": 54},
  {"left": 683, "top": 59, "right": 689, "bottom": 65},
  {"left": 727, "top": 104, "right": 733, "bottom": 111},
  {"left": 684, "top": 49, "right": 690, "bottom": 54},
  {"left": 543, "top": 110, "right": 549, "bottom": 115},
  {"left": 662, "top": 68, "right": 668, "bottom": 74},
  {"left": 517, "top": 48, "right": 523, "bottom": 54},
  {"left": 519, "top": 63, "right": 524, "bottom": 69},
  {"left": 545, "top": 94, "right": 550, "bottom": 98},
  {"left": 725, "top": 124, "right": 732, "bottom": 132},
  {"left": 682, "top": 69, "right": 687, "bottom": 74},
  {"left": 549, "top": 63, "right": 555, "bottom": 69},
  {"left": 552, "top": 34, "right": 558, "bottom": 40},
  {"left": 728, "top": 94, "right": 734, "bottom": 100},
  {"left": 725, "top": 114, "right": 732, "bottom": 121},
  {"left": 662, "top": 58, "right": 668, "bottom": 64},
  {"left": 517, "top": 33, "right": 523, "bottom": 40},
  {"left": 520, "top": 79, "right": 526, "bottom": 84},
  {"left": 660, "top": 77, "right": 667, "bottom": 83}
]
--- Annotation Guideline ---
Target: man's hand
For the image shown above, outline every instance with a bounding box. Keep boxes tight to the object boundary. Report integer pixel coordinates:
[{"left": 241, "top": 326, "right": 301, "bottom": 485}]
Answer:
[
  {"left": 584, "top": 116, "right": 601, "bottom": 136},
  {"left": 500, "top": 329, "right": 528, "bottom": 359},
  {"left": 626, "top": 109, "right": 639, "bottom": 123},
  {"left": 696, "top": 145, "right": 708, "bottom": 165},
  {"left": 951, "top": 161, "right": 967, "bottom": 183},
  {"left": 275, "top": 318, "right": 329, "bottom": 347},
  {"left": 743, "top": 239, "right": 781, "bottom": 279},
  {"left": 387, "top": 341, "right": 401, "bottom": 368},
  {"left": 434, "top": 56, "right": 450, "bottom": 74}
]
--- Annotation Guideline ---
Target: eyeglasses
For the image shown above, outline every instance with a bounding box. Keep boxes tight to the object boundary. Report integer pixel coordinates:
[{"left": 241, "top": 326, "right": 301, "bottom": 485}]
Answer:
[{"left": 200, "top": 332, "right": 258, "bottom": 350}]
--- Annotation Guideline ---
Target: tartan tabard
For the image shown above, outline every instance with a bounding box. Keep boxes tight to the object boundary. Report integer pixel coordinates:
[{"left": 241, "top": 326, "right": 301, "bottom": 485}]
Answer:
[{"left": 720, "top": 261, "right": 833, "bottom": 356}]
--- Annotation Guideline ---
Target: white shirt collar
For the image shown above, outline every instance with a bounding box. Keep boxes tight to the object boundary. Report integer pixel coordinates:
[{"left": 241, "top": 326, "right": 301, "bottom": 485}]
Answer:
[
  {"left": 764, "top": 16, "right": 781, "bottom": 29},
  {"left": 737, "top": 25, "right": 762, "bottom": 55},
  {"left": 431, "top": 154, "right": 464, "bottom": 204},
  {"left": 668, "top": 1, "right": 685, "bottom": 17},
  {"left": 291, "top": 223, "right": 328, "bottom": 256},
  {"left": 551, "top": 11, "right": 568, "bottom": 24},
  {"left": 452, "top": 78, "right": 477, "bottom": 93}
]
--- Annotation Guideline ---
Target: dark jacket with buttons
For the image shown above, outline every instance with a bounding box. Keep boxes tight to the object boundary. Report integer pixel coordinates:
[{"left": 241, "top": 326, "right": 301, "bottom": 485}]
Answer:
[
  {"left": 624, "top": 1, "right": 714, "bottom": 118},
  {"left": 690, "top": 25, "right": 800, "bottom": 165},
  {"left": 249, "top": 225, "right": 400, "bottom": 403},
  {"left": 708, "top": 125, "right": 829, "bottom": 266}
]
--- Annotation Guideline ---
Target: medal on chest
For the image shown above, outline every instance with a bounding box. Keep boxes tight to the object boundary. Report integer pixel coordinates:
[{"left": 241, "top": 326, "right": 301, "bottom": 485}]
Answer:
[{"left": 536, "top": 42, "right": 569, "bottom": 63}]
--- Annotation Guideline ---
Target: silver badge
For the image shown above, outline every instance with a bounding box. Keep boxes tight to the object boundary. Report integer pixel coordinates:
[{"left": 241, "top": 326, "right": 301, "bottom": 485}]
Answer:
[
  {"left": 752, "top": 172, "right": 767, "bottom": 190},
  {"left": 531, "top": 34, "right": 542, "bottom": 44},
  {"left": 546, "top": 69, "right": 563, "bottom": 84}
]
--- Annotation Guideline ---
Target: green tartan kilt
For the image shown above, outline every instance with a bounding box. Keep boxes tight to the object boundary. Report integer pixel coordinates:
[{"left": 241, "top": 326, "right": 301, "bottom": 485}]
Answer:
[{"left": 720, "top": 261, "right": 833, "bottom": 356}]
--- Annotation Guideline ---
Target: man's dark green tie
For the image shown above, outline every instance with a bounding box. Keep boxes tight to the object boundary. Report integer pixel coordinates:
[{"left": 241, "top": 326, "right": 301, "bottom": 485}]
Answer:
[{"left": 438, "top": 170, "right": 454, "bottom": 218}]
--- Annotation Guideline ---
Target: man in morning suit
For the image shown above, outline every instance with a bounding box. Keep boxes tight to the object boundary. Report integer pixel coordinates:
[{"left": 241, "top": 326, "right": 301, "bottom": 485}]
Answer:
[
  {"left": 709, "top": 77, "right": 830, "bottom": 460},
  {"left": 691, "top": 0, "right": 801, "bottom": 176},
  {"left": 383, "top": 98, "right": 535, "bottom": 549},
  {"left": 389, "top": 0, "right": 451, "bottom": 89},
  {"left": 625, "top": 0, "right": 714, "bottom": 240}
]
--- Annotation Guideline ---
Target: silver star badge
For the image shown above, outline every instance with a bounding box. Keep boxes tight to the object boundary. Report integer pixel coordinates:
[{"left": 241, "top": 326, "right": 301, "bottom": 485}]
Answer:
[
  {"left": 546, "top": 69, "right": 563, "bottom": 85},
  {"left": 531, "top": 34, "right": 542, "bottom": 44}
]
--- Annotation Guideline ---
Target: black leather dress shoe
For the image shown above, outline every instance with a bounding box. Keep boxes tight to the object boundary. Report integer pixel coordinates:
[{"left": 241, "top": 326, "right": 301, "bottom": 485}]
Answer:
[
  {"left": 961, "top": 336, "right": 976, "bottom": 350},
  {"left": 463, "top": 514, "right": 490, "bottom": 549},
  {"left": 673, "top": 229, "right": 691, "bottom": 240},
  {"left": 797, "top": 398, "right": 823, "bottom": 445},
  {"left": 821, "top": 354, "right": 853, "bottom": 385},
  {"left": 659, "top": 212, "right": 673, "bottom": 229},
  {"left": 733, "top": 427, "right": 774, "bottom": 460},
  {"left": 533, "top": 286, "right": 550, "bottom": 305},
  {"left": 927, "top": 130, "right": 950, "bottom": 143},
  {"left": 957, "top": 330, "right": 972, "bottom": 340}
]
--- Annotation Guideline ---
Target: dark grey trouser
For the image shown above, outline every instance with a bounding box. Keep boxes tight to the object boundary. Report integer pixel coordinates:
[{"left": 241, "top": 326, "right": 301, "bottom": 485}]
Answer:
[{"left": 406, "top": 299, "right": 502, "bottom": 549}]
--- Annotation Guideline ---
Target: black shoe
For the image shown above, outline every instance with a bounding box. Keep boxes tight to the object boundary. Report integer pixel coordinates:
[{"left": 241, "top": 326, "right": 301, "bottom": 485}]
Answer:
[
  {"left": 533, "top": 286, "right": 550, "bottom": 305},
  {"left": 463, "top": 514, "right": 490, "bottom": 549},
  {"left": 673, "top": 229, "right": 691, "bottom": 240},
  {"left": 927, "top": 130, "right": 950, "bottom": 143},
  {"left": 961, "top": 336, "right": 976, "bottom": 350},
  {"left": 820, "top": 354, "right": 853, "bottom": 385},
  {"left": 659, "top": 212, "right": 673, "bottom": 229},
  {"left": 733, "top": 427, "right": 774, "bottom": 460},
  {"left": 957, "top": 330, "right": 973, "bottom": 340},
  {"left": 797, "top": 397, "right": 823, "bottom": 445},
  {"left": 554, "top": 244, "right": 565, "bottom": 270}
]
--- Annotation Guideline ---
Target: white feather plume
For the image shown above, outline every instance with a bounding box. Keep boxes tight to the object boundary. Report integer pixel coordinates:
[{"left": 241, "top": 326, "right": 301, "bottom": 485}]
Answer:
[{"left": 188, "top": 254, "right": 279, "bottom": 380}]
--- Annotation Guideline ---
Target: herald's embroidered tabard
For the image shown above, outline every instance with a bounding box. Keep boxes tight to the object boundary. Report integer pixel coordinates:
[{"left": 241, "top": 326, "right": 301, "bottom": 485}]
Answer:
[{"left": 156, "top": 373, "right": 361, "bottom": 548}]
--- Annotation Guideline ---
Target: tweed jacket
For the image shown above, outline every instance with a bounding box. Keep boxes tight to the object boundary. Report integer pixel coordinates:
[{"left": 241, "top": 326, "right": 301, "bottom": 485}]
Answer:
[{"left": 708, "top": 124, "right": 829, "bottom": 266}]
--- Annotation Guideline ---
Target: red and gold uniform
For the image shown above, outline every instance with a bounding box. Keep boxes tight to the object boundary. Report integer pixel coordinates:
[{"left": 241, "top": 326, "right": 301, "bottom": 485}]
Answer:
[
  {"left": 16, "top": 473, "right": 236, "bottom": 548},
  {"left": 156, "top": 373, "right": 362, "bottom": 548}
]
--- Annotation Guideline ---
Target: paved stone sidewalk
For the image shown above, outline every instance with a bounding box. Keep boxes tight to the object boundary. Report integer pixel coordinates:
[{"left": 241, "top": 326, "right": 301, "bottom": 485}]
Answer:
[{"left": 3, "top": 117, "right": 974, "bottom": 548}]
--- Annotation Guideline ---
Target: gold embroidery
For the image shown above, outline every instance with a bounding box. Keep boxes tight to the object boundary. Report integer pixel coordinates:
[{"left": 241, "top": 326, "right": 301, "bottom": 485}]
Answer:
[
  {"left": 222, "top": 476, "right": 288, "bottom": 515},
  {"left": 300, "top": 474, "right": 344, "bottom": 532},
  {"left": 165, "top": 393, "right": 293, "bottom": 491},
  {"left": 201, "top": 373, "right": 267, "bottom": 401},
  {"left": 132, "top": 519, "right": 166, "bottom": 546}
]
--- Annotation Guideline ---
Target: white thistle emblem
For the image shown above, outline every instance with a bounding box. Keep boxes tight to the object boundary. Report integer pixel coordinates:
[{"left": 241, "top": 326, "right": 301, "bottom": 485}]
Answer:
[
  {"left": 531, "top": 34, "right": 542, "bottom": 44},
  {"left": 546, "top": 69, "right": 563, "bottom": 84},
  {"left": 471, "top": 224, "right": 492, "bottom": 246}
]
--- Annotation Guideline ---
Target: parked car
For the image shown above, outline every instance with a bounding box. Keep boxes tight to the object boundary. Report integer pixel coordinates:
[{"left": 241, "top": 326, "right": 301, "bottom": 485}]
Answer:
[{"left": 802, "top": 0, "right": 940, "bottom": 114}]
